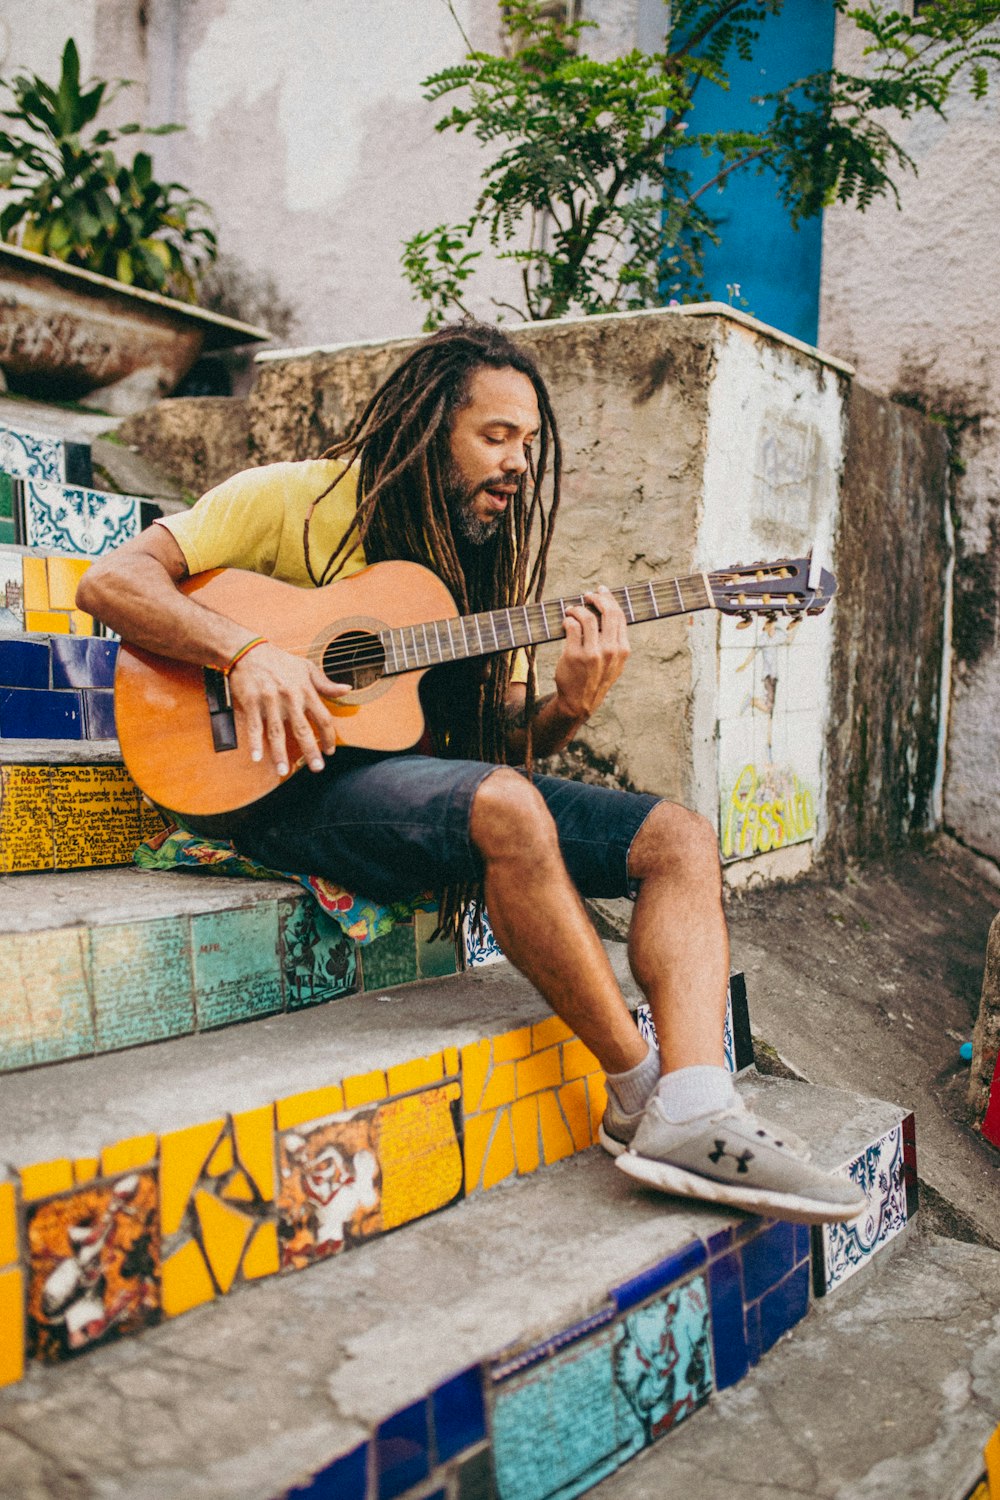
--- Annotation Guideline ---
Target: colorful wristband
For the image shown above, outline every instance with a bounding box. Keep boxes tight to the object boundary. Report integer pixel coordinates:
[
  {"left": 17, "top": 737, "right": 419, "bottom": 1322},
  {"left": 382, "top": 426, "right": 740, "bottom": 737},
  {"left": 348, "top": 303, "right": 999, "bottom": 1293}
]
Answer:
[{"left": 221, "top": 636, "right": 267, "bottom": 677}]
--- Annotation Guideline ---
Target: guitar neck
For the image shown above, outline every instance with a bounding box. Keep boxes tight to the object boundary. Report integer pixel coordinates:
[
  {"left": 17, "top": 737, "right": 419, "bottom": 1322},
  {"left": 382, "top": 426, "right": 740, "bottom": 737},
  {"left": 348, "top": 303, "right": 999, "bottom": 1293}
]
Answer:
[{"left": 379, "top": 572, "right": 714, "bottom": 675}]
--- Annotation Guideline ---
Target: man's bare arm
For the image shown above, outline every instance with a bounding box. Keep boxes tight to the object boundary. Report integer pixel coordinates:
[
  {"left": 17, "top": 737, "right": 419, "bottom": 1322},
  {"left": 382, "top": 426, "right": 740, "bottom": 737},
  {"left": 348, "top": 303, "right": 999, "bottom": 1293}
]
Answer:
[{"left": 77, "top": 528, "right": 350, "bottom": 775}]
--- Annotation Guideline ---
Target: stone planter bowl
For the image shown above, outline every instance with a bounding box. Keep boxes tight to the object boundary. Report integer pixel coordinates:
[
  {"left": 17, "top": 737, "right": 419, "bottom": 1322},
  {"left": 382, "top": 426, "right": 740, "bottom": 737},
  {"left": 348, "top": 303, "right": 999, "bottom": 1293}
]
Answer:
[{"left": 0, "top": 242, "right": 271, "bottom": 415}]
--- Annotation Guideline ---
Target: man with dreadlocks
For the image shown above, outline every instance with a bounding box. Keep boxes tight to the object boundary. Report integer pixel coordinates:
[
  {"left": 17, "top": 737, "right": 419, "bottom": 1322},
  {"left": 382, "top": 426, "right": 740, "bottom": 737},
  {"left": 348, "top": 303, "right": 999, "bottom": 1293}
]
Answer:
[{"left": 79, "top": 322, "right": 864, "bottom": 1227}]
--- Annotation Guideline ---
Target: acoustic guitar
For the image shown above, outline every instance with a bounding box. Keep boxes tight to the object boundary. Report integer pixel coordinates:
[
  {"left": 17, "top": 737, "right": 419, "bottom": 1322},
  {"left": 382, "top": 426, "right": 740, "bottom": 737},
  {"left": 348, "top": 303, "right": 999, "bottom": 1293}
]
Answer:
[{"left": 114, "top": 555, "right": 836, "bottom": 818}]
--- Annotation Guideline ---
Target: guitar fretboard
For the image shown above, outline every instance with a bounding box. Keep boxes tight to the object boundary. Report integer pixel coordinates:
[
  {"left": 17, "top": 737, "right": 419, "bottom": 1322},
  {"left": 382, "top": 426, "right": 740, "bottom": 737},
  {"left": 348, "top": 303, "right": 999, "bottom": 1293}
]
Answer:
[{"left": 379, "top": 573, "right": 714, "bottom": 676}]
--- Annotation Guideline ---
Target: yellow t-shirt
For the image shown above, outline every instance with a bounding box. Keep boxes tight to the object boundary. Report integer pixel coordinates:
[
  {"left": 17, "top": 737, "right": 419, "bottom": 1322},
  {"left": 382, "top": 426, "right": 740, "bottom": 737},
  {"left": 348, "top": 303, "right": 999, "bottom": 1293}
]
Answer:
[{"left": 157, "top": 460, "right": 529, "bottom": 684}]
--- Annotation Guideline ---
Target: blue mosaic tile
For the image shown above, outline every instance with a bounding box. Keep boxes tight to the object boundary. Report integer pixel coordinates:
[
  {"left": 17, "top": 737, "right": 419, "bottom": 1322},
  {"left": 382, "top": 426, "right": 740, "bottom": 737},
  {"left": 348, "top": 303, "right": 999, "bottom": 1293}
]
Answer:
[
  {"left": 0, "top": 687, "right": 82, "bottom": 739},
  {"left": 82, "top": 689, "right": 117, "bottom": 739},
  {"left": 376, "top": 1398, "right": 430, "bottom": 1500},
  {"left": 0, "top": 638, "right": 49, "bottom": 688},
  {"left": 610, "top": 1238, "right": 707, "bottom": 1313},
  {"left": 22, "top": 478, "right": 140, "bottom": 558},
  {"left": 64, "top": 441, "right": 92, "bottom": 487},
  {"left": 432, "top": 1366, "right": 487, "bottom": 1464},
  {"left": 758, "top": 1261, "right": 810, "bottom": 1355},
  {"left": 707, "top": 1250, "right": 749, "bottom": 1390},
  {"left": 745, "top": 1299, "right": 762, "bottom": 1367},
  {"left": 741, "top": 1220, "right": 796, "bottom": 1302},
  {"left": 50, "top": 635, "right": 117, "bottom": 689},
  {"left": 285, "top": 1441, "right": 368, "bottom": 1499},
  {"left": 492, "top": 1325, "right": 642, "bottom": 1500},
  {"left": 613, "top": 1275, "right": 714, "bottom": 1440},
  {"left": 706, "top": 1225, "right": 733, "bottom": 1256},
  {"left": 490, "top": 1304, "right": 617, "bottom": 1382},
  {"left": 0, "top": 423, "right": 66, "bottom": 482},
  {"left": 794, "top": 1222, "right": 811, "bottom": 1263},
  {"left": 815, "top": 1123, "right": 907, "bottom": 1296},
  {"left": 455, "top": 1444, "right": 496, "bottom": 1500}
]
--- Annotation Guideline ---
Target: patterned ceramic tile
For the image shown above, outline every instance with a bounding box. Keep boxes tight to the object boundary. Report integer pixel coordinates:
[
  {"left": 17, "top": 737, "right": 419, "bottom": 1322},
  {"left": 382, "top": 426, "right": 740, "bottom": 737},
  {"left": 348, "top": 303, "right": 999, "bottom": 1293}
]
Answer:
[
  {"left": 463, "top": 902, "right": 504, "bottom": 969},
  {"left": 814, "top": 1122, "right": 908, "bottom": 1295},
  {"left": 612, "top": 1275, "right": 714, "bottom": 1442},
  {"left": 0, "top": 550, "right": 23, "bottom": 630},
  {"left": 25, "top": 1170, "right": 160, "bottom": 1361},
  {"left": 279, "top": 898, "right": 358, "bottom": 1010},
  {"left": 0, "top": 423, "right": 71, "bottom": 482},
  {"left": 23, "top": 478, "right": 140, "bottom": 558},
  {"left": 636, "top": 974, "right": 745, "bottom": 1072},
  {"left": 277, "top": 1084, "right": 462, "bottom": 1270}
]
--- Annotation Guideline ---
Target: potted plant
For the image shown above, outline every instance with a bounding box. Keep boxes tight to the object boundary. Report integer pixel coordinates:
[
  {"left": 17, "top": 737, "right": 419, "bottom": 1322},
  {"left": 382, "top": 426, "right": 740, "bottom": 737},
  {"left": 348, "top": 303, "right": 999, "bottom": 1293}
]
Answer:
[{"left": 0, "top": 39, "right": 268, "bottom": 412}]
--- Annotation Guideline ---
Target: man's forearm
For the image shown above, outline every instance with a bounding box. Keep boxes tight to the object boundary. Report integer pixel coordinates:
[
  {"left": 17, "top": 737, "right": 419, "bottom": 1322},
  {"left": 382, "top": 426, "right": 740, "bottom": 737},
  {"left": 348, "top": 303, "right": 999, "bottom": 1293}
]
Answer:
[{"left": 505, "top": 691, "right": 588, "bottom": 762}]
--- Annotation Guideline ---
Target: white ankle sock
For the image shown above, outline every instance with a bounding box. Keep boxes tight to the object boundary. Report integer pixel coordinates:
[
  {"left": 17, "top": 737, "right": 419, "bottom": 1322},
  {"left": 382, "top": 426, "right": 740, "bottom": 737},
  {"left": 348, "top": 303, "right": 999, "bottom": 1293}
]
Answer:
[
  {"left": 654, "top": 1065, "right": 735, "bottom": 1123},
  {"left": 606, "top": 1042, "right": 661, "bottom": 1115}
]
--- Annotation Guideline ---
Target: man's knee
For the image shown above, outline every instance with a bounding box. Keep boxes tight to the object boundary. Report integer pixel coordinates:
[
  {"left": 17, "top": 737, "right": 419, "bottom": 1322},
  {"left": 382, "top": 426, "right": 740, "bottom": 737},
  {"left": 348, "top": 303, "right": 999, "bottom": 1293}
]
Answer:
[
  {"left": 470, "top": 768, "right": 560, "bottom": 862},
  {"left": 629, "top": 800, "right": 721, "bottom": 885}
]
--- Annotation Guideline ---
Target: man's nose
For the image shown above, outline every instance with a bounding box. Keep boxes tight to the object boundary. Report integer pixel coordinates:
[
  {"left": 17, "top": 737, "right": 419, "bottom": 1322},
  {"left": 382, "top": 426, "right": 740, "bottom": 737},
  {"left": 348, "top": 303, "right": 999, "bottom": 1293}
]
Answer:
[{"left": 500, "top": 443, "right": 529, "bottom": 474}]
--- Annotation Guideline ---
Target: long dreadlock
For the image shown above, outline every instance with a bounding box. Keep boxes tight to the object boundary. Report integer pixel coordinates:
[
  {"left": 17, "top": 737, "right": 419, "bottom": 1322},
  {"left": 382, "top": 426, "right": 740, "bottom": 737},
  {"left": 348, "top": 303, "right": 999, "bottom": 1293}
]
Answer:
[{"left": 302, "top": 321, "right": 563, "bottom": 933}]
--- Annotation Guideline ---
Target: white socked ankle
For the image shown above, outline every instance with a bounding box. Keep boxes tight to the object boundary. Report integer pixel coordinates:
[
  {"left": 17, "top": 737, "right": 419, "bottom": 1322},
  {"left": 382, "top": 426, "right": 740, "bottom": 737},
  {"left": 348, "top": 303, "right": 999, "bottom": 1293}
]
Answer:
[
  {"left": 654, "top": 1065, "right": 735, "bottom": 1123},
  {"left": 606, "top": 1042, "right": 661, "bottom": 1115}
]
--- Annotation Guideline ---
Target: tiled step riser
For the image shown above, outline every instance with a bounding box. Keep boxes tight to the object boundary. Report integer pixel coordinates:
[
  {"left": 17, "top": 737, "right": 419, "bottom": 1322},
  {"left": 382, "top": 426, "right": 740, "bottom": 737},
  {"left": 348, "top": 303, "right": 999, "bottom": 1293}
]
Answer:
[
  {"left": 0, "top": 633, "right": 117, "bottom": 739},
  {"left": 0, "top": 759, "right": 160, "bottom": 875},
  {"left": 0, "top": 421, "right": 93, "bottom": 488},
  {"left": 0, "top": 477, "right": 160, "bottom": 558},
  {"left": 0, "top": 545, "right": 97, "bottom": 636}
]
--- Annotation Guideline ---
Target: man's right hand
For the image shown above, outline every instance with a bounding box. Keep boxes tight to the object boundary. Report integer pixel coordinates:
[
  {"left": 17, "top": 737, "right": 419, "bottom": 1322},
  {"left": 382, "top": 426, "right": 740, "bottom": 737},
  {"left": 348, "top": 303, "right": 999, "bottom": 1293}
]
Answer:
[{"left": 228, "top": 643, "right": 352, "bottom": 777}]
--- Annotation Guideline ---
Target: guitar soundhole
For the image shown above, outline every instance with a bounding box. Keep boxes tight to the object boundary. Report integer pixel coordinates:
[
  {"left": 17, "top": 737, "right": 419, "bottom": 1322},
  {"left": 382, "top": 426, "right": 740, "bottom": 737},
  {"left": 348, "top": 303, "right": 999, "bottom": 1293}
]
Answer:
[{"left": 323, "top": 629, "right": 385, "bottom": 690}]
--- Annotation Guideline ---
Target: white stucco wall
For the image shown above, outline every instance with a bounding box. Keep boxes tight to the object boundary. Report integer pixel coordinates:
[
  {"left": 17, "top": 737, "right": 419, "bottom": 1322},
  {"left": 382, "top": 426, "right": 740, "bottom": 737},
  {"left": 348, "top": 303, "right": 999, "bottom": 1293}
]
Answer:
[{"left": 820, "top": 14, "right": 1000, "bottom": 861}]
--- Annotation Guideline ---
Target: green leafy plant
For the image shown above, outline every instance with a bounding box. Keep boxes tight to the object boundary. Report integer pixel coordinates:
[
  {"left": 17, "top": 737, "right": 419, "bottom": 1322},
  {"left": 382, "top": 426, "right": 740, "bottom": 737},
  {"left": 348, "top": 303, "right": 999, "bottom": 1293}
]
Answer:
[
  {"left": 403, "top": 0, "right": 1000, "bottom": 328},
  {"left": 0, "top": 38, "right": 216, "bottom": 300}
]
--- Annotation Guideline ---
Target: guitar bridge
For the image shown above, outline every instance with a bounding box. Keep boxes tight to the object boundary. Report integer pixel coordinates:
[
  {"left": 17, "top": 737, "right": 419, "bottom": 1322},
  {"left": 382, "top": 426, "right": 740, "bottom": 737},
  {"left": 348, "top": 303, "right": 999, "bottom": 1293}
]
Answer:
[{"left": 203, "top": 668, "right": 238, "bottom": 752}]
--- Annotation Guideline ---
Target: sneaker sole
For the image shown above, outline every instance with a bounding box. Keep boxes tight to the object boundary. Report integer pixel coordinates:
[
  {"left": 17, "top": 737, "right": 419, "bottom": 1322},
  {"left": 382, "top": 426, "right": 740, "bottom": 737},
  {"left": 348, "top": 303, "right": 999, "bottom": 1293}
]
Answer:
[
  {"left": 615, "top": 1151, "right": 867, "bottom": 1226},
  {"left": 597, "top": 1123, "right": 629, "bottom": 1158}
]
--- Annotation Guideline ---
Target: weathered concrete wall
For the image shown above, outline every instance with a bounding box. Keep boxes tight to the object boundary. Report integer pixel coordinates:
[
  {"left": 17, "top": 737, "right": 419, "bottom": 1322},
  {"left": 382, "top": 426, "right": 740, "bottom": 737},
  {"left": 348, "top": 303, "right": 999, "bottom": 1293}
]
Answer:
[
  {"left": 116, "top": 397, "right": 251, "bottom": 497},
  {"left": 971, "top": 911, "right": 1000, "bottom": 1125},
  {"left": 820, "top": 18, "right": 1000, "bottom": 863},
  {"left": 250, "top": 310, "right": 716, "bottom": 805},
  {"left": 824, "top": 383, "right": 951, "bottom": 866}
]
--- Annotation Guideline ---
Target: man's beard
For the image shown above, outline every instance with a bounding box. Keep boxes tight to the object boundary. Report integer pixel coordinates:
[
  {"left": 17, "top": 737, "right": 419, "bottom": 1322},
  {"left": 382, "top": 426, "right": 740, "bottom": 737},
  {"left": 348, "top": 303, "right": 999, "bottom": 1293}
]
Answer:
[{"left": 443, "top": 461, "right": 512, "bottom": 546}]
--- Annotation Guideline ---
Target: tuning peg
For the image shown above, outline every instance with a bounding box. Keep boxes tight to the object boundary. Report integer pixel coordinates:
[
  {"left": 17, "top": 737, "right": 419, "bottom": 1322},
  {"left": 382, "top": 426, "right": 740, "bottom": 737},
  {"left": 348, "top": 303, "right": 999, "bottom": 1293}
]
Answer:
[
  {"left": 736, "top": 614, "right": 753, "bottom": 630},
  {"left": 786, "top": 615, "right": 802, "bottom": 636}
]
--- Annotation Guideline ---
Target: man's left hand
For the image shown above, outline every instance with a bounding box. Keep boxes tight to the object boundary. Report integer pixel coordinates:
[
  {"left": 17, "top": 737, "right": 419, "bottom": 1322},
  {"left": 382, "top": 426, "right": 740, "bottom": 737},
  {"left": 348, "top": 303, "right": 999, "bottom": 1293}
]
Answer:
[{"left": 555, "top": 585, "right": 630, "bottom": 724}]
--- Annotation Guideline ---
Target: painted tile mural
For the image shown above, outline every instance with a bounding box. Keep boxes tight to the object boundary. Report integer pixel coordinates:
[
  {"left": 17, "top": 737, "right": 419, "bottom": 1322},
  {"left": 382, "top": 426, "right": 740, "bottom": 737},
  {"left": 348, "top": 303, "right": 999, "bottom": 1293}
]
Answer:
[
  {"left": 814, "top": 1122, "right": 908, "bottom": 1295},
  {"left": 22, "top": 479, "right": 140, "bottom": 558},
  {"left": 717, "top": 616, "right": 824, "bottom": 863},
  {"left": 26, "top": 1170, "right": 161, "bottom": 1361}
]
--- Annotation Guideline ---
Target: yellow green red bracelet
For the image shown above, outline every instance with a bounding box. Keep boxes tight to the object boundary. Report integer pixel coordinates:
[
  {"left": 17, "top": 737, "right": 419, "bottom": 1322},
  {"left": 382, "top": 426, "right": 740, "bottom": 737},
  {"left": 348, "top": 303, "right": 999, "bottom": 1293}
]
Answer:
[{"left": 221, "top": 636, "right": 267, "bottom": 677}]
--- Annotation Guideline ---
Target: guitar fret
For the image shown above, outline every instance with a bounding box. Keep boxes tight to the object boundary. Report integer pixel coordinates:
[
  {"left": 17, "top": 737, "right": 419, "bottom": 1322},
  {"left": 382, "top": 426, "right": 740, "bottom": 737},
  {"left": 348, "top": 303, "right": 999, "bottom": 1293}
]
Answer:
[
  {"left": 622, "top": 589, "right": 635, "bottom": 625},
  {"left": 674, "top": 577, "right": 684, "bottom": 613},
  {"left": 646, "top": 581, "right": 659, "bottom": 619},
  {"left": 504, "top": 608, "right": 514, "bottom": 650},
  {"left": 474, "top": 613, "right": 485, "bottom": 653},
  {"left": 410, "top": 625, "right": 420, "bottom": 665},
  {"left": 421, "top": 622, "right": 430, "bottom": 663},
  {"left": 489, "top": 612, "right": 501, "bottom": 651}
]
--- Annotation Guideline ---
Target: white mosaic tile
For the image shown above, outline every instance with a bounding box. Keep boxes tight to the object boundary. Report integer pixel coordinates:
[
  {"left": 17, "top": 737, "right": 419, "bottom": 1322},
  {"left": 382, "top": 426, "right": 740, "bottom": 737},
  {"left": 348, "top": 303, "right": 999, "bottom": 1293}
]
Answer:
[
  {"left": 23, "top": 478, "right": 139, "bottom": 557},
  {"left": 0, "top": 423, "right": 66, "bottom": 482},
  {"left": 462, "top": 901, "right": 504, "bottom": 969},
  {"left": 0, "top": 550, "right": 23, "bottom": 631},
  {"left": 817, "top": 1122, "right": 908, "bottom": 1295}
]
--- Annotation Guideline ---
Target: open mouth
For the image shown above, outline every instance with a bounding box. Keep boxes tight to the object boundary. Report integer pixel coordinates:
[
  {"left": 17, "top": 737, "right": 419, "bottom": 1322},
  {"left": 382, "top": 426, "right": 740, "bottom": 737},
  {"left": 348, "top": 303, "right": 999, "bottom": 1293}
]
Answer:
[{"left": 482, "top": 486, "right": 515, "bottom": 511}]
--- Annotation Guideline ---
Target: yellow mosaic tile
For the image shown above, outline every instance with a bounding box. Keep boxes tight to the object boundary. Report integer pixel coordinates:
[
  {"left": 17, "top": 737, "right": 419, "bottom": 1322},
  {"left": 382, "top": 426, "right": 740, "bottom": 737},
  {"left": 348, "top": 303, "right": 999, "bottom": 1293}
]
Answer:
[
  {"left": 161, "top": 1239, "right": 216, "bottom": 1318},
  {"left": 0, "top": 1182, "right": 16, "bottom": 1267},
  {"left": 531, "top": 1015, "right": 573, "bottom": 1050},
  {"left": 386, "top": 1052, "right": 445, "bottom": 1097},
  {"left": 25, "top": 610, "right": 70, "bottom": 633},
  {"left": 0, "top": 765, "right": 53, "bottom": 873},
  {"left": 462, "top": 1112, "right": 495, "bottom": 1194},
  {"left": 70, "top": 609, "right": 94, "bottom": 636},
  {"left": 343, "top": 1069, "right": 388, "bottom": 1109},
  {"left": 50, "top": 765, "right": 144, "bottom": 870},
  {"left": 232, "top": 1104, "right": 276, "bottom": 1201},
  {"left": 46, "top": 556, "right": 91, "bottom": 611},
  {"left": 481, "top": 1111, "right": 516, "bottom": 1190},
  {"left": 480, "top": 1061, "right": 517, "bottom": 1111},
  {"left": 20, "top": 1159, "right": 73, "bottom": 1203},
  {"left": 558, "top": 1079, "right": 592, "bottom": 1151},
  {"left": 460, "top": 1039, "right": 491, "bottom": 1115},
  {"left": 986, "top": 1423, "right": 1000, "bottom": 1495},
  {"left": 242, "top": 1222, "right": 280, "bottom": 1281},
  {"left": 0, "top": 1269, "right": 24, "bottom": 1387},
  {"left": 492, "top": 1026, "right": 532, "bottom": 1063},
  {"left": 159, "top": 1119, "right": 226, "bottom": 1237},
  {"left": 21, "top": 556, "right": 48, "bottom": 613},
  {"left": 101, "top": 1133, "right": 157, "bottom": 1177},
  {"left": 562, "top": 1036, "right": 601, "bottom": 1081},
  {"left": 516, "top": 1047, "right": 562, "bottom": 1098},
  {"left": 377, "top": 1086, "right": 463, "bottom": 1231},
  {"left": 275, "top": 1084, "right": 345, "bottom": 1131},
  {"left": 511, "top": 1095, "right": 541, "bottom": 1175},
  {"left": 221, "top": 1170, "right": 255, "bottom": 1203},
  {"left": 206, "top": 1135, "right": 234, "bottom": 1178},
  {"left": 443, "top": 1046, "right": 460, "bottom": 1075},
  {"left": 538, "top": 1090, "right": 575, "bottom": 1165},
  {"left": 195, "top": 1190, "right": 254, "bottom": 1294},
  {"left": 587, "top": 1074, "right": 608, "bottom": 1140},
  {"left": 73, "top": 1158, "right": 98, "bottom": 1184}
]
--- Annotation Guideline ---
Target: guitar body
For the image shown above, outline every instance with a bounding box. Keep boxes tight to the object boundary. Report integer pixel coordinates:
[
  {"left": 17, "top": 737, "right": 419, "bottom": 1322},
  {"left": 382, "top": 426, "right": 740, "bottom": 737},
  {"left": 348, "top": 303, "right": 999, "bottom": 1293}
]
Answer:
[{"left": 114, "top": 560, "right": 459, "bottom": 818}]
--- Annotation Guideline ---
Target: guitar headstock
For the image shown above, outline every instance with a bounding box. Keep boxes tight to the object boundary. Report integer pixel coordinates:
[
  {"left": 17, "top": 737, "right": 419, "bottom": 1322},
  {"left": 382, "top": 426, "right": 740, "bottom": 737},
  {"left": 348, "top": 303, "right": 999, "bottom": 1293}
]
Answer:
[{"left": 709, "top": 556, "right": 836, "bottom": 629}]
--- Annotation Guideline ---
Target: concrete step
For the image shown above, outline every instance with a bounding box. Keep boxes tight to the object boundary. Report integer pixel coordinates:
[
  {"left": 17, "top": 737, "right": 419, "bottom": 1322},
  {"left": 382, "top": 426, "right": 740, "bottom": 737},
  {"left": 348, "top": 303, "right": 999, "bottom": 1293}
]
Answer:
[{"left": 0, "top": 1066, "right": 915, "bottom": 1500}]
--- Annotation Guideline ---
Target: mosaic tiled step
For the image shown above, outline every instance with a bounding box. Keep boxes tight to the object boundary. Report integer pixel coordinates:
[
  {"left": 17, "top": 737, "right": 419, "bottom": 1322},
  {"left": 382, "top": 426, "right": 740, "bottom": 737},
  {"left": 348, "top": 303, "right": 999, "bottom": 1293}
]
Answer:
[
  {"left": 0, "top": 418, "right": 92, "bottom": 487},
  {"left": 0, "top": 747, "right": 160, "bottom": 876},
  {"left": 0, "top": 1075, "right": 914, "bottom": 1500},
  {"left": 0, "top": 632, "right": 118, "bottom": 738},
  {"left": 1, "top": 475, "right": 162, "bottom": 558},
  {"left": 0, "top": 544, "right": 97, "bottom": 635},
  {"left": 0, "top": 865, "right": 466, "bottom": 1071}
]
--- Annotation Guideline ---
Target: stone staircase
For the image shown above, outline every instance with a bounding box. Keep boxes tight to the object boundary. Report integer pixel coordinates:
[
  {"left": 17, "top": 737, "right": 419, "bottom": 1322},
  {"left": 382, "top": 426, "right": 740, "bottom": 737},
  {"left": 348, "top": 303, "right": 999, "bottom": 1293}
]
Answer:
[{"left": 0, "top": 407, "right": 942, "bottom": 1500}]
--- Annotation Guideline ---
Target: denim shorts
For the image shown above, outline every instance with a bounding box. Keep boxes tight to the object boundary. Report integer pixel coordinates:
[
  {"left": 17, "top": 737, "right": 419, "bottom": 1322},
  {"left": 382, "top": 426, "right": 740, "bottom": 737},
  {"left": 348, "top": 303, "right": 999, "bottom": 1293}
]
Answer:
[{"left": 232, "top": 749, "right": 660, "bottom": 904}]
